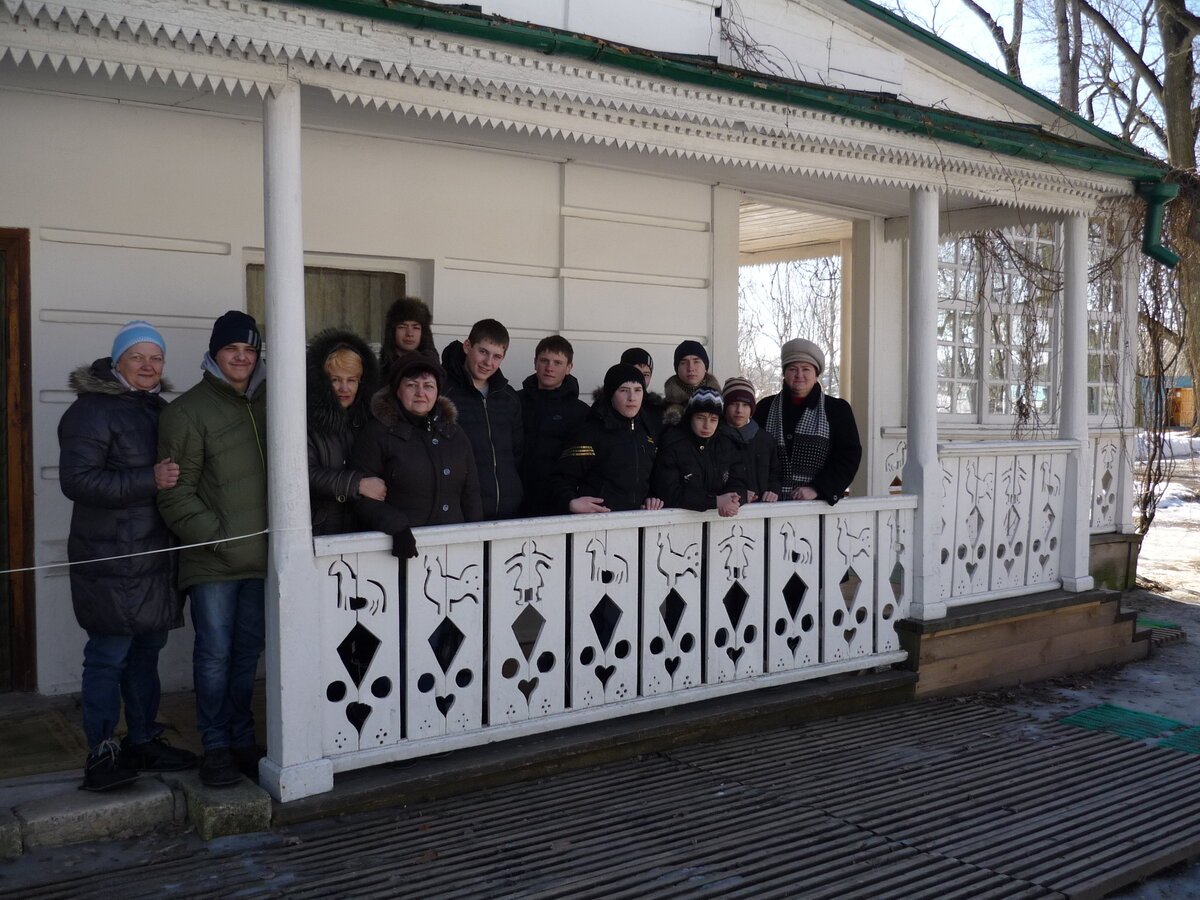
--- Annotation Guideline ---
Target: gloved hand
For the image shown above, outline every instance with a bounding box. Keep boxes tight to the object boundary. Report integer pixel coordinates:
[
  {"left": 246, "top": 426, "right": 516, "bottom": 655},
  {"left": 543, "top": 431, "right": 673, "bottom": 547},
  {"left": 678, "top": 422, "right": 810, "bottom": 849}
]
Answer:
[{"left": 391, "top": 527, "right": 418, "bottom": 559}]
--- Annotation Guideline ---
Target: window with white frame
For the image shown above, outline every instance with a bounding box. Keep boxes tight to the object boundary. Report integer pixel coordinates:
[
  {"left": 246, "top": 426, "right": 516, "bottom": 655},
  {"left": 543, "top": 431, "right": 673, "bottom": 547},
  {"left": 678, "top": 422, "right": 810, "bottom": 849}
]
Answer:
[
  {"left": 936, "top": 228, "right": 1057, "bottom": 425},
  {"left": 1086, "top": 221, "right": 1123, "bottom": 419},
  {"left": 936, "top": 223, "right": 1124, "bottom": 427}
]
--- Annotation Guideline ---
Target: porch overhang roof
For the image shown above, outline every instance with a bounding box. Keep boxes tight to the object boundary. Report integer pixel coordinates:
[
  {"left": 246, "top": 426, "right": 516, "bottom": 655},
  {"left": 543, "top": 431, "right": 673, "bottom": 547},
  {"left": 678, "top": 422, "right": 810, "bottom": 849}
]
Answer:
[
  {"left": 293, "top": 0, "right": 1166, "bottom": 183},
  {"left": 0, "top": 0, "right": 1174, "bottom": 246}
]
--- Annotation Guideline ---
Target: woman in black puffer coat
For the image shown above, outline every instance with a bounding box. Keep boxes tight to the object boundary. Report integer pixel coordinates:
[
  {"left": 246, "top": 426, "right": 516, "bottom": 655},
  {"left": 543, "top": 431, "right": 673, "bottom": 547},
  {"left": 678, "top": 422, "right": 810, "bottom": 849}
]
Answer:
[
  {"left": 60, "top": 360, "right": 180, "bottom": 636},
  {"left": 58, "top": 321, "right": 194, "bottom": 789},
  {"left": 352, "top": 356, "right": 482, "bottom": 559},
  {"left": 307, "top": 329, "right": 383, "bottom": 536}
]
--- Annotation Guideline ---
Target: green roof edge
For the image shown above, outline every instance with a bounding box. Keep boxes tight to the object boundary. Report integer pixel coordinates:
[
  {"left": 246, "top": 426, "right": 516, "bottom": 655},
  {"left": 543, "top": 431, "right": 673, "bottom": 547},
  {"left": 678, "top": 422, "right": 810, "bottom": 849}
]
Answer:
[{"left": 285, "top": 0, "right": 1166, "bottom": 181}]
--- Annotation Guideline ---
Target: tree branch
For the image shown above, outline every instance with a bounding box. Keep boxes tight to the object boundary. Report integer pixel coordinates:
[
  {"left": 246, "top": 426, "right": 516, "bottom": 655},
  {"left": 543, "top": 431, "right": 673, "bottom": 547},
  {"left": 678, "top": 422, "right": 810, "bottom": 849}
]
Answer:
[{"left": 1078, "top": 0, "right": 1163, "bottom": 102}]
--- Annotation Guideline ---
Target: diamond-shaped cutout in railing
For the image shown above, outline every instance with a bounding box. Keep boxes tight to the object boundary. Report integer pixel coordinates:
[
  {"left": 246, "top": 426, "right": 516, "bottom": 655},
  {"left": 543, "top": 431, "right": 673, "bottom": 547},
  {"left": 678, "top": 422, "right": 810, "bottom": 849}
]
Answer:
[
  {"left": 337, "top": 622, "right": 381, "bottom": 688},
  {"left": 839, "top": 567, "right": 862, "bottom": 610},
  {"left": 782, "top": 573, "right": 807, "bottom": 620},
  {"left": 660, "top": 589, "right": 686, "bottom": 638},
  {"left": 722, "top": 582, "right": 749, "bottom": 628},
  {"left": 429, "top": 617, "right": 465, "bottom": 674},
  {"left": 889, "top": 561, "right": 904, "bottom": 603},
  {"left": 591, "top": 595, "right": 621, "bottom": 651},
  {"left": 512, "top": 604, "right": 546, "bottom": 662}
]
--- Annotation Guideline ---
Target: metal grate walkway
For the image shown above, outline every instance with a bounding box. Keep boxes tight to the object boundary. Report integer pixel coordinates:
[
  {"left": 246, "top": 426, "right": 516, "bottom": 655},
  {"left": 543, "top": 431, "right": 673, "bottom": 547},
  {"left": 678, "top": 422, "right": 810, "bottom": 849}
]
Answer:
[{"left": 13, "top": 701, "right": 1200, "bottom": 899}]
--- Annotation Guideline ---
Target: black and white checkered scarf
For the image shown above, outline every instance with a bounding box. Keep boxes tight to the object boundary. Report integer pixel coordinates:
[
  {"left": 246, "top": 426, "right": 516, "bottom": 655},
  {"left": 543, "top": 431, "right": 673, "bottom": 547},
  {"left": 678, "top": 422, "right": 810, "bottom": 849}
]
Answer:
[{"left": 765, "top": 390, "right": 829, "bottom": 493}]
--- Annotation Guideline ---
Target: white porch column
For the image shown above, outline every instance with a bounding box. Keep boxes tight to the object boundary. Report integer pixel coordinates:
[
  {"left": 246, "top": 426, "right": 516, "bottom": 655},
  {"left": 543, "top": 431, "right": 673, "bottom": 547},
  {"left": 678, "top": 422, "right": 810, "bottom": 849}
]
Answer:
[
  {"left": 1059, "top": 214, "right": 1096, "bottom": 592},
  {"left": 258, "top": 79, "right": 332, "bottom": 800},
  {"left": 902, "top": 188, "right": 946, "bottom": 620}
]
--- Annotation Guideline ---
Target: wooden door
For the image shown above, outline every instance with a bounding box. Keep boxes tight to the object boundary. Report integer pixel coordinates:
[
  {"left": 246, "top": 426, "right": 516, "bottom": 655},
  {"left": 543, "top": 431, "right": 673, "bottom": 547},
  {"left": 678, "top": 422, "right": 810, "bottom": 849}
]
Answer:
[{"left": 0, "top": 228, "right": 34, "bottom": 691}]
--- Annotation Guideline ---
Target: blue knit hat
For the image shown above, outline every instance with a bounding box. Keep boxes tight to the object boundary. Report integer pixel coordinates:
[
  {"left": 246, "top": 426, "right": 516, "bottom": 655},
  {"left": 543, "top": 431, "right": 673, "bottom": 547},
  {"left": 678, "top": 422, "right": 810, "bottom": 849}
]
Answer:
[{"left": 111, "top": 320, "right": 165, "bottom": 363}]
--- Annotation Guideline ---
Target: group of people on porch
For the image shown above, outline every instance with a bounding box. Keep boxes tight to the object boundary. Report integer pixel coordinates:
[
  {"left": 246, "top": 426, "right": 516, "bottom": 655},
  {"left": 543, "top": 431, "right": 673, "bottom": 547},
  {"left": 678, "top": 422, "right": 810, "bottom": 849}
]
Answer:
[{"left": 55, "top": 300, "right": 860, "bottom": 793}]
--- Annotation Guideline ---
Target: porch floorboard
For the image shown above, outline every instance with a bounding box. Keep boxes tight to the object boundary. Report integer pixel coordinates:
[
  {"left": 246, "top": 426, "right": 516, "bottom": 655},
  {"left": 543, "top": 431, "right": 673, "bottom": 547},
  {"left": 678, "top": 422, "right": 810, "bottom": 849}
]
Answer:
[{"left": 12, "top": 699, "right": 1200, "bottom": 899}]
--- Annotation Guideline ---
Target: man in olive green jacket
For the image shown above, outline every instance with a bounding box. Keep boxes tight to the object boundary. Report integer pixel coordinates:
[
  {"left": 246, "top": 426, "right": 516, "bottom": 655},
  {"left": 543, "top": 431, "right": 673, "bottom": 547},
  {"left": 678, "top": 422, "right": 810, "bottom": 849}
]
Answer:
[{"left": 158, "top": 310, "right": 267, "bottom": 788}]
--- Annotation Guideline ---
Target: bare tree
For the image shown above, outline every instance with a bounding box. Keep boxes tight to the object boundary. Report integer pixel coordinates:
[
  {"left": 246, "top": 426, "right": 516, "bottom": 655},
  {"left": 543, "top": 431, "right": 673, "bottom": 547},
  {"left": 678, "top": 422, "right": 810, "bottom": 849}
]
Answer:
[{"left": 738, "top": 257, "right": 842, "bottom": 397}]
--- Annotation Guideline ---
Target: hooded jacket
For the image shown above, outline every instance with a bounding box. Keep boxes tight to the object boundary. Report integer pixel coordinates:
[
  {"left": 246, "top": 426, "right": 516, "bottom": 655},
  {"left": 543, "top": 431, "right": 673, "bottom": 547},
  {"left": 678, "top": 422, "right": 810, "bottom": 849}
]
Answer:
[
  {"left": 518, "top": 372, "right": 589, "bottom": 516},
  {"left": 157, "top": 359, "right": 268, "bottom": 590},
  {"left": 662, "top": 372, "right": 722, "bottom": 426},
  {"left": 651, "top": 423, "right": 748, "bottom": 512},
  {"left": 380, "top": 296, "right": 437, "bottom": 378},
  {"left": 58, "top": 359, "right": 182, "bottom": 635},
  {"left": 307, "top": 329, "right": 380, "bottom": 536},
  {"left": 440, "top": 340, "right": 524, "bottom": 519},
  {"left": 351, "top": 389, "right": 482, "bottom": 531},
  {"left": 551, "top": 400, "right": 657, "bottom": 513}
]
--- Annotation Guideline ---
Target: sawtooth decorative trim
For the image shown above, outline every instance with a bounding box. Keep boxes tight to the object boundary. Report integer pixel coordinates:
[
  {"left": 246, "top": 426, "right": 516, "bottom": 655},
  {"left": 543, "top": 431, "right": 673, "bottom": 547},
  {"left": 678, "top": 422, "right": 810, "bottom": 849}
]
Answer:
[{"left": 0, "top": 0, "right": 1132, "bottom": 214}]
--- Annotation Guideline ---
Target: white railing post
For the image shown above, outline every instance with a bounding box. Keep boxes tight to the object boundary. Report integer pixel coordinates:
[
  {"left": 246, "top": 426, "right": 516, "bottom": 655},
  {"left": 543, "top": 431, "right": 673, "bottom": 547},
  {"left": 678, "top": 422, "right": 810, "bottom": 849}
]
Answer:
[
  {"left": 1060, "top": 214, "right": 1095, "bottom": 591},
  {"left": 259, "top": 78, "right": 332, "bottom": 801},
  {"left": 903, "top": 188, "right": 947, "bottom": 619}
]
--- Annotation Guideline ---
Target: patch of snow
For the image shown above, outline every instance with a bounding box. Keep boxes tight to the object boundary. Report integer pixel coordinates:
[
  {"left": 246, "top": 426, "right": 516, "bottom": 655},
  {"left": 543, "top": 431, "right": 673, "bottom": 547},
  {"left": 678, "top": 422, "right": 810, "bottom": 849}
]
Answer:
[{"left": 1135, "top": 431, "right": 1200, "bottom": 461}]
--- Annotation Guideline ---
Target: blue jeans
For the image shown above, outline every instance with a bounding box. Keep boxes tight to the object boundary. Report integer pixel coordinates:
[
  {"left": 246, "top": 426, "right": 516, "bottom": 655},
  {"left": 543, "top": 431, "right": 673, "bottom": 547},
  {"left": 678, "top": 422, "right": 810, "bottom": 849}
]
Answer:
[
  {"left": 189, "top": 579, "right": 265, "bottom": 751},
  {"left": 81, "top": 630, "right": 169, "bottom": 752}
]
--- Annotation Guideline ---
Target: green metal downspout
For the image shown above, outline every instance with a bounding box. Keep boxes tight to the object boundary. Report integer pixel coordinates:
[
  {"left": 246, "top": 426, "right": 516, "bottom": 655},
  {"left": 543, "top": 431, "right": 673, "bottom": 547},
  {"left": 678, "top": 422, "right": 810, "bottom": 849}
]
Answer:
[{"left": 1136, "top": 181, "right": 1181, "bottom": 268}]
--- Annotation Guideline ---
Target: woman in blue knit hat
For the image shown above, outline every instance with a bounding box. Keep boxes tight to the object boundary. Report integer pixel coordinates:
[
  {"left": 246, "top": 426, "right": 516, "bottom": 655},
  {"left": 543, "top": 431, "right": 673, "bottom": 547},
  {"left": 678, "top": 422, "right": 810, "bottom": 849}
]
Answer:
[{"left": 58, "top": 321, "right": 197, "bottom": 791}]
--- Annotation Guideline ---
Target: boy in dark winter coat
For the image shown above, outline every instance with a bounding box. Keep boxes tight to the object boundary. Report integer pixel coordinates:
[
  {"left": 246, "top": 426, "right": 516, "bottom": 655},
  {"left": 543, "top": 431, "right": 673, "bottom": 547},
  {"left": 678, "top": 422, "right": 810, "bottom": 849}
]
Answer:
[
  {"left": 619, "top": 347, "right": 666, "bottom": 438},
  {"left": 440, "top": 318, "right": 524, "bottom": 520},
  {"left": 722, "top": 376, "right": 781, "bottom": 503},
  {"left": 662, "top": 339, "right": 721, "bottom": 426},
  {"left": 652, "top": 388, "right": 747, "bottom": 516},
  {"left": 553, "top": 364, "right": 663, "bottom": 514},
  {"left": 380, "top": 295, "right": 438, "bottom": 379},
  {"left": 59, "top": 320, "right": 197, "bottom": 791},
  {"left": 352, "top": 356, "right": 482, "bottom": 558},
  {"left": 306, "top": 329, "right": 385, "bottom": 536},
  {"left": 519, "top": 335, "right": 589, "bottom": 516}
]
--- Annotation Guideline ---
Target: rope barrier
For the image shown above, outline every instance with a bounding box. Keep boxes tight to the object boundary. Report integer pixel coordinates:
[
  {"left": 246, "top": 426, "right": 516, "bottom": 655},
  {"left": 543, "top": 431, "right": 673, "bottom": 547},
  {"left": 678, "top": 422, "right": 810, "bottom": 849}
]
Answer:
[{"left": 0, "top": 527, "right": 301, "bottom": 575}]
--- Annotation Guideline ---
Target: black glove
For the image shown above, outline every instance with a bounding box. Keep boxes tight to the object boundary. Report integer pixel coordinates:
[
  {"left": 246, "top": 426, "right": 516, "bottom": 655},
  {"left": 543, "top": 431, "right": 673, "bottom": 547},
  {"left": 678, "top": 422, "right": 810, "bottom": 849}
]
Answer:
[{"left": 391, "top": 527, "right": 418, "bottom": 560}]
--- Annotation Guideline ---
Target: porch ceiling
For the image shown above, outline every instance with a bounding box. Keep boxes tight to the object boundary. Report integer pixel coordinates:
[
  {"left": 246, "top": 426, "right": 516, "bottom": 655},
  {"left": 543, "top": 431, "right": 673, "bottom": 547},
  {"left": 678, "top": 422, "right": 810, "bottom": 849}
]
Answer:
[{"left": 738, "top": 202, "right": 853, "bottom": 264}]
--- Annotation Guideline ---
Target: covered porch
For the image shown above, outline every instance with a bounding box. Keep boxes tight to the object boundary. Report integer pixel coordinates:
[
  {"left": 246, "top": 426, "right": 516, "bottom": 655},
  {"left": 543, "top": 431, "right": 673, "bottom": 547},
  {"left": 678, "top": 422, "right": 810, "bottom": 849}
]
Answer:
[{"left": 0, "top": 0, "right": 1168, "bottom": 801}]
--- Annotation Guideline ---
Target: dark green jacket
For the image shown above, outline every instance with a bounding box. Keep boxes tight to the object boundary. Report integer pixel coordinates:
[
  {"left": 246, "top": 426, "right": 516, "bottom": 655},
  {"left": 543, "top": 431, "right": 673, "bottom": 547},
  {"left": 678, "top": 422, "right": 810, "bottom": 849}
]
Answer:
[{"left": 157, "top": 368, "right": 267, "bottom": 590}]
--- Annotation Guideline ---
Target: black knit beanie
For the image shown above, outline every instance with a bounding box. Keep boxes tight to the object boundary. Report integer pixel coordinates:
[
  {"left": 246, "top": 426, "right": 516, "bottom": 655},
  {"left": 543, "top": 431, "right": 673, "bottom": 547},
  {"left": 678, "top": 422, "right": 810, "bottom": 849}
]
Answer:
[
  {"left": 603, "top": 363, "right": 646, "bottom": 399},
  {"left": 673, "top": 339, "right": 709, "bottom": 371},
  {"left": 209, "top": 310, "right": 261, "bottom": 357}
]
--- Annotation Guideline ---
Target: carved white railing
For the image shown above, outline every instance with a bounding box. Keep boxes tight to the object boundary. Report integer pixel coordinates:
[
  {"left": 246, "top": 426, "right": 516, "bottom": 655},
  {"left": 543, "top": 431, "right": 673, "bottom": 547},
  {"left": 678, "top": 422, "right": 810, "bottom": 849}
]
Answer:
[
  {"left": 881, "top": 430, "right": 1133, "bottom": 535},
  {"left": 310, "top": 497, "right": 914, "bottom": 772},
  {"left": 934, "top": 440, "right": 1074, "bottom": 604}
]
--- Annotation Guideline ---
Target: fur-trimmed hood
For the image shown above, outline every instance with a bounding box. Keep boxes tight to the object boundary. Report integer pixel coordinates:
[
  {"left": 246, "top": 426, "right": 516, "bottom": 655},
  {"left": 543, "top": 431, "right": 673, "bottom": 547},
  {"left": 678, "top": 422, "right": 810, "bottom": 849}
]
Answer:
[
  {"left": 69, "top": 358, "right": 173, "bottom": 396},
  {"left": 381, "top": 296, "right": 437, "bottom": 372},
  {"left": 368, "top": 387, "right": 458, "bottom": 432},
  {"left": 662, "top": 372, "right": 721, "bottom": 425},
  {"left": 306, "top": 329, "right": 380, "bottom": 437}
]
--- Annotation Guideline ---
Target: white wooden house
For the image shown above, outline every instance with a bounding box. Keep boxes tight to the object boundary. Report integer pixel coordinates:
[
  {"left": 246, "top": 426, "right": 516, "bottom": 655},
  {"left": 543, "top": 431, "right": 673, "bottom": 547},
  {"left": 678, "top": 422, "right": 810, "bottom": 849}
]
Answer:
[{"left": 0, "top": 0, "right": 1172, "bottom": 799}]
